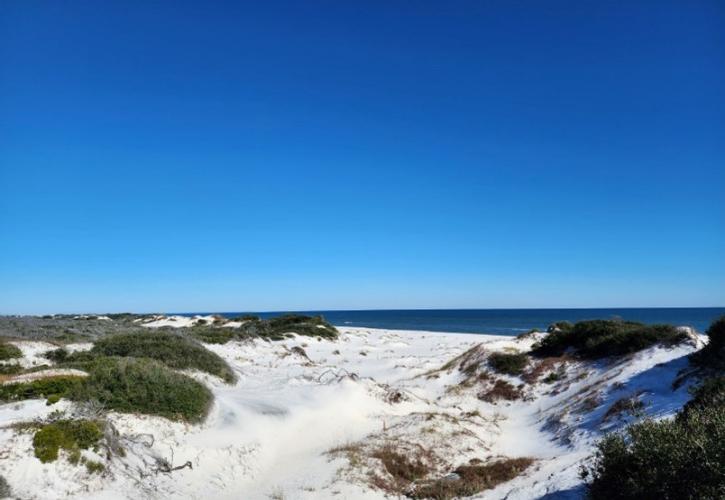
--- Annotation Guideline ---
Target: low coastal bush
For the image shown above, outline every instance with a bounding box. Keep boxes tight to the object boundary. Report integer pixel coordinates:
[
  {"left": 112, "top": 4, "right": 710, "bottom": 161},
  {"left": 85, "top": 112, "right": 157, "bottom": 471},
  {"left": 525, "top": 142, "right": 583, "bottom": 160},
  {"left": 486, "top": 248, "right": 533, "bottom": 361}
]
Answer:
[
  {"left": 582, "top": 376, "right": 725, "bottom": 499},
  {"left": 268, "top": 314, "right": 338, "bottom": 338},
  {"left": 680, "top": 375, "right": 725, "bottom": 419},
  {"left": 532, "top": 320, "right": 686, "bottom": 359},
  {"left": 85, "top": 460, "right": 105, "bottom": 474},
  {"left": 189, "top": 326, "right": 236, "bottom": 345},
  {"left": 91, "top": 331, "right": 236, "bottom": 383},
  {"left": 33, "top": 419, "right": 103, "bottom": 463},
  {"left": 239, "top": 314, "right": 338, "bottom": 340},
  {"left": 488, "top": 352, "right": 528, "bottom": 376},
  {"left": 230, "top": 314, "right": 260, "bottom": 322},
  {"left": 0, "top": 375, "right": 85, "bottom": 403},
  {"left": 70, "top": 357, "right": 213, "bottom": 423},
  {"left": 0, "top": 363, "right": 23, "bottom": 375},
  {"left": 0, "top": 475, "right": 11, "bottom": 497},
  {"left": 691, "top": 315, "right": 725, "bottom": 371},
  {"left": 0, "top": 342, "right": 22, "bottom": 360}
]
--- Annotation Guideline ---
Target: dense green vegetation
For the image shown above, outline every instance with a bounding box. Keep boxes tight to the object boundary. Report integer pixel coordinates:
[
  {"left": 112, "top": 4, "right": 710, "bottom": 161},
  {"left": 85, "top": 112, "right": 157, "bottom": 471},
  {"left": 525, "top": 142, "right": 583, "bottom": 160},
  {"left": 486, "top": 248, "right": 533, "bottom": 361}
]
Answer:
[
  {"left": 680, "top": 375, "right": 725, "bottom": 419},
  {"left": 532, "top": 320, "right": 687, "bottom": 359},
  {"left": 0, "top": 475, "right": 11, "bottom": 497},
  {"left": 32, "top": 419, "right": 103, "bottom": 463},
  {"left": 90, "top": 331, "right": 236, "bottom": 383},
  {"left": 0, "top": 341, "right": 22, "bottom": 360},
  {"left": 0, "top": 376, "right": 84, "bottom": 403},
  {"left": 0, "top": 363, "right": 23, "bottom": 375},
  {"left": 691, "top": 315, "right": 725, "bottom": 371},
  {"left": 70, "top": 357, "right": 213, "bottom": 423},
  {"left": 582, "top": 318, "right": 725, "bottom": 499},
  {"left": 582, "top": 377, "right": 724, "bottom": 499},
  {"left": 239, "top": 314, "right": 338, "bottom": 340},
  {"left": 488, "top": 352, "right": 528, "bottom": 376},
  {"left": 189, "top": 326, "right": 236, "bottom": 344}
]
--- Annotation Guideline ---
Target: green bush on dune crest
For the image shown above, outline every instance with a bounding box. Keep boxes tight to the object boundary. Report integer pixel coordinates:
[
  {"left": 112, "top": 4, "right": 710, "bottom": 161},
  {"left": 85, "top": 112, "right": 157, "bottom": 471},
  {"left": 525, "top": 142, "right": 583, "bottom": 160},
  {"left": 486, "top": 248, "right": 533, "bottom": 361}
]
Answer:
[
  {"left": 532, "top": 320, "right": 687, "bottom": 359},
  {"left": 90, "top": 330, "right": 236, "bottom": 383},
  {"left": 691, "top": 315, "right": 725, "bottom": 371},
  {"left": 0, "top": 341, "right": 22, "bottom": 360},
  {"left": 238, "top": 314, "right": 338, "bottom": 340},
  {"left": 70, "top": 357, "right": 213, "bottom": 423}
]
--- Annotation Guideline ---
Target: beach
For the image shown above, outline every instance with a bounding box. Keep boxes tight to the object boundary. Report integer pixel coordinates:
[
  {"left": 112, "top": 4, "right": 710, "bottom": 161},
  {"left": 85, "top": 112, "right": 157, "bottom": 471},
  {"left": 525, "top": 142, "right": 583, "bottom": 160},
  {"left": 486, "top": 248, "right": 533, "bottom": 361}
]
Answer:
[{"left": 0, "top": 321, "right": 703, "bottom": 499}]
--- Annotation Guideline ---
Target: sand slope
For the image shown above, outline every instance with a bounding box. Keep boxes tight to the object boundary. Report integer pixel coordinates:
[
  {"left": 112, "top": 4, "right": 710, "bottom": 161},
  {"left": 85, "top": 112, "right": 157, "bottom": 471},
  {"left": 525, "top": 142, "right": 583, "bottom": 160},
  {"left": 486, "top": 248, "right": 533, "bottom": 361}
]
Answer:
[{"left": 0, "top": 327, "right": 702, "bottom": 499}]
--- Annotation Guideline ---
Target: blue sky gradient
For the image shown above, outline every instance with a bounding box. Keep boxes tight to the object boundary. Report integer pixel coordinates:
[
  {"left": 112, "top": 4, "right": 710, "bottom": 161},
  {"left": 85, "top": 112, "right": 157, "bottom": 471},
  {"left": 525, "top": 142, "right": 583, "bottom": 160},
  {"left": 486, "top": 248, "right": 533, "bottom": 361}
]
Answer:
[{"left": 1, "top": 1, "right": 723, "bottom": 313}]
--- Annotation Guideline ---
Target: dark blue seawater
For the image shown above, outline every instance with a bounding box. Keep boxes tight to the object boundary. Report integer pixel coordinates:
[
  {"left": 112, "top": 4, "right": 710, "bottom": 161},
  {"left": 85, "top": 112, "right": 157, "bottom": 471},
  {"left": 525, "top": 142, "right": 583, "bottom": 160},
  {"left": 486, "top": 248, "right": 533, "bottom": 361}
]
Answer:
[{"left": 183, "top": 308, "right": 725, "bottom": 336}]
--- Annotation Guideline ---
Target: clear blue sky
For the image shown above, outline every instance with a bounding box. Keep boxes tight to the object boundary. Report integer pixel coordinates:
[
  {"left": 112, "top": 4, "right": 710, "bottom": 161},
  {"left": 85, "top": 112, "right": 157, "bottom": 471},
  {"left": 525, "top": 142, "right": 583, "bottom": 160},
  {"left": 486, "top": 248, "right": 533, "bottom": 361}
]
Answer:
[{"left": 1, "top": 1, "right": 723, "bottom": 314}]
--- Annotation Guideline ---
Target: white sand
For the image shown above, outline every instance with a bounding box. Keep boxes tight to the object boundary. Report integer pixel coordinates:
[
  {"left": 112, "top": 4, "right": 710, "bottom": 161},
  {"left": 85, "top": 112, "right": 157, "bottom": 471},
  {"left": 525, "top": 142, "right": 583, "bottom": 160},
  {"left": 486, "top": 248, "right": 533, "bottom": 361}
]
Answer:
[{"left": 0, "top": 326, "right": 703, "bottom": 499}]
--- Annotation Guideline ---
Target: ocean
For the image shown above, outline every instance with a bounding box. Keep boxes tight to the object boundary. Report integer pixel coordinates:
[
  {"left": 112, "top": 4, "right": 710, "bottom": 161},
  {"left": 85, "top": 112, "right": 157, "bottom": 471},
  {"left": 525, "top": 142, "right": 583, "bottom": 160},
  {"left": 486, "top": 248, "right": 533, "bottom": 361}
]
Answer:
[{"left": 193, "top": 308, "right": 725, "bottom": 336}]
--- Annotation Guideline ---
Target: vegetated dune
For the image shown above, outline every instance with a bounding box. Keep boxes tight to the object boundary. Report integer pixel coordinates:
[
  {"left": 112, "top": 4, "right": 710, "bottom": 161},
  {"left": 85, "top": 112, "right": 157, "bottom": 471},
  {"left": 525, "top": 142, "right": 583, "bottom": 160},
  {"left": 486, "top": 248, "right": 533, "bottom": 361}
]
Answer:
[{"left": 0, "top": 315, "right": 718, "bottom": 499}]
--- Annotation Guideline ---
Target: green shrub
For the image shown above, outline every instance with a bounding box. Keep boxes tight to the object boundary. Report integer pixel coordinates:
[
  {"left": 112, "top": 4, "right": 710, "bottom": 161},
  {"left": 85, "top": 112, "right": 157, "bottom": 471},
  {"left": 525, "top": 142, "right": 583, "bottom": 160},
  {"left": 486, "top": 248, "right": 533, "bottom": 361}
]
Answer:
[
  {"left": 0, "top": 342, "right": 22, "bottom": 360},
  {"left": 238, "top": 314, "right": 338, "bottom": 340},
  {"left": 547, "top": 321, "right": 573, "bottom": 333},
  {"left": 0, "top": 375, "right": 84, "bottom": 402},
  {"left": 0, "top": 474, "right": 11, "bottom": 498},
  {"left": 680, "top": 376, "right": 725, "bottom": 420},
  {"left": 268, "top": 314, "right": 338, "bottom": 338},
  {"left": 488, "top": 352, "right": 528, "bottom": 376},
  {"left": 0, "top": 363, "right": 23, "bottom": 375},
  {"left": 43, "top": 347, "right": 70, "bottom": 363},
  {"left": 231, "top": 314, "right": 260, "bottom": 322},
  {"left": 70, "top": 357, "right": 213, "bottom": 423},
  {"left": 85, "top": 460, "right": 105, "bottom": 474},
  {"left": 190, "top": 327, "right": 236, "bottom": 345},
  {"left": 692, "top": 316, "right": 725, "bottom": 371},
  {"left": 582, "top": 377, "right": 725, "bottom": 499},
  {"left": 542, "top": 372, "right": 562, "bottom": 384},
  {"left": 91, "top": 331, "right": 235, "bottom": 383},
  {"left": 533, "top": 320, "right": 686, "bottom": 359},
  {"left": 32, "top": 419, "right": 103, "bottom": 463}
]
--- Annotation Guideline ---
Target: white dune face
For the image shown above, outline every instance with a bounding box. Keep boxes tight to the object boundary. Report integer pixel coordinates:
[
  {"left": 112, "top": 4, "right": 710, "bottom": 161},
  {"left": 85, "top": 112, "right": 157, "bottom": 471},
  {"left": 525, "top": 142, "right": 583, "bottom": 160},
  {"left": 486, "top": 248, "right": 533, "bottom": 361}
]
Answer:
[{"left": 0, "top": 328, "right": 703, "bottom": 499}]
